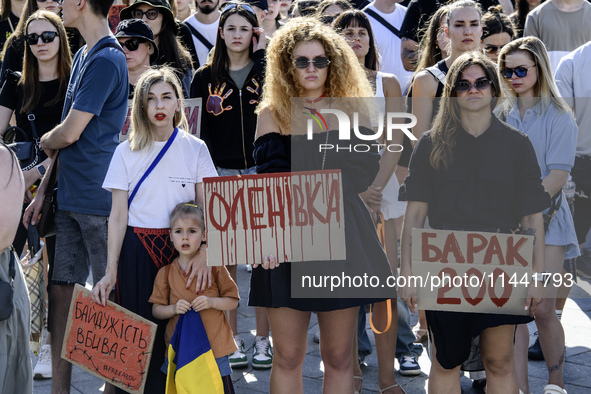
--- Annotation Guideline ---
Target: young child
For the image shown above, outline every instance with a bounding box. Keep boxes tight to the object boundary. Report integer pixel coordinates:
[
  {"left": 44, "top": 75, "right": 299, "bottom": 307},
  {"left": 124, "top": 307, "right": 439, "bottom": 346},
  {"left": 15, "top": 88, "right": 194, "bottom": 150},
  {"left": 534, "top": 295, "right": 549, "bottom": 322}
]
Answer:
[{"left": 149, "top": 201, "right": 239, "bottom": 393}]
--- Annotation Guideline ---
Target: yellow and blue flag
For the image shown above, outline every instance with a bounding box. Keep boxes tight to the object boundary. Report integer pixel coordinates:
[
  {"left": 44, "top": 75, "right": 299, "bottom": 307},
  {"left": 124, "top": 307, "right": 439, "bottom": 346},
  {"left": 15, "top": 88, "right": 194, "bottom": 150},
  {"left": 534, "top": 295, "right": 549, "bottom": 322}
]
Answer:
[{"left": 166, "top": 310, "right": 224, "bottom": 394}]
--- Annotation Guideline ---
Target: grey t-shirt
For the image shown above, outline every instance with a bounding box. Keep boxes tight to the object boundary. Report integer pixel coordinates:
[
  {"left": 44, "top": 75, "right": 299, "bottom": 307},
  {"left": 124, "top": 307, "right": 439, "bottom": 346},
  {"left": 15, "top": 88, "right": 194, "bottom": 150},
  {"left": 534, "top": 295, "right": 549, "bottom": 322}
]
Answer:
[{"left": 228, "top": 61, "right": 254, "bottom": 89}]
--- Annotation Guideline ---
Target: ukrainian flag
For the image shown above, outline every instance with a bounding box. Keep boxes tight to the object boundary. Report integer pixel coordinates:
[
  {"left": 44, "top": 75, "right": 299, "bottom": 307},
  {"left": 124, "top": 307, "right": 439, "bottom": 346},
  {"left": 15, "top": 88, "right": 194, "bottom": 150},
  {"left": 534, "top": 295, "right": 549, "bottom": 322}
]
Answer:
[{"left": 166, "top": 310, "right": 224, "bottom": 394}]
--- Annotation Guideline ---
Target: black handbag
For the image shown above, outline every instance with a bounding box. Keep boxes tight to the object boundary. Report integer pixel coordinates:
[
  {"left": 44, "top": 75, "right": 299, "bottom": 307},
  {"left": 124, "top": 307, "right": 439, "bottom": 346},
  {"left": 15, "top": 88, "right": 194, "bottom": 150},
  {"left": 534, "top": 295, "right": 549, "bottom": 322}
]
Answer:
[
  {"left": 5, "top": 112, "right": 42, "bottom": 171},
  {"left": 37, "top": 154, "right": 58, "bottom": 238},
  {"left": 0, "top": 248, "right": 16, "bottom": 321},
  {"left": 572, "top": 155, "right": 591, "bottom": 196}
]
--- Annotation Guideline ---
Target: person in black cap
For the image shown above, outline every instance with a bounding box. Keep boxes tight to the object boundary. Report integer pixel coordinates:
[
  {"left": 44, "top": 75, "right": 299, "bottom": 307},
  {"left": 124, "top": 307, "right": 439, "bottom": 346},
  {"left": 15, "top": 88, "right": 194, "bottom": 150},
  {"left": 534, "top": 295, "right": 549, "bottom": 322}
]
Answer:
[
  {"left": 115, "top": 18, "right": 159, "bottom": 98},
  {"left": 244, "top": 0, "right": 269, "bottom": 22},
  {"left": 120, "top": 0, "right": 193, "bottom": 95}
]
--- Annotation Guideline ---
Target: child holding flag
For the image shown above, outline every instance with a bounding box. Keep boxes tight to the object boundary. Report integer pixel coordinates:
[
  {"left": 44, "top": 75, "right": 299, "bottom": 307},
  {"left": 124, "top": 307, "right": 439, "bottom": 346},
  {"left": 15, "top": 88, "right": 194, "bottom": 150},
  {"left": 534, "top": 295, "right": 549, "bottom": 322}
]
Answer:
[{"left": 150, "top": 201, "right": 239, "bottom": 393}]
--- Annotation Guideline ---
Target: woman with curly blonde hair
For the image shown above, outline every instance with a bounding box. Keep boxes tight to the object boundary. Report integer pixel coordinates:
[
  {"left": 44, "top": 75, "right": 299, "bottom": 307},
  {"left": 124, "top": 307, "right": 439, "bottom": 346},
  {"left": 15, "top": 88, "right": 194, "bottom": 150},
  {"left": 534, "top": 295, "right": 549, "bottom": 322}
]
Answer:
[{"left": 251, "top": 17, "right": 398, "bottom": 393}]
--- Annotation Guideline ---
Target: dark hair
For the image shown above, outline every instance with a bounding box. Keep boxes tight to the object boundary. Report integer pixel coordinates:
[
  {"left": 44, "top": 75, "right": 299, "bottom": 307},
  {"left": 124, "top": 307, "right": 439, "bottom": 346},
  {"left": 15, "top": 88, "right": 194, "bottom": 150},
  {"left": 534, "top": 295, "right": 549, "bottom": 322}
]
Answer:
[
  {"left": 169, "top": 200, "right": 206, "bottom": 231},
  {"left": 87, "top": 0, "right": 115, "bottom": 18},
  {"left": 316, "top": 0, "right": 352, "bottom": 18},
  {"left": 482, "top": 5, "right": 515, "bottom": 40},
  {"left": 206, "top": 2, "right": 259, "bottom": 90},
  {"left": 1, "top": 0, "right": 13, "bottom": 21},
  {"left": 21, "top": 10, "right": 72, "bottom": 113},
  {"left": 430, "top": 51, "right": 500, "bottom": 170},
  {"left": 291, "top": 0, "right": 321, "bottom": 17},
  {"left": 515, "top": 0, "right": 545, "bottom": 37},
  {"left": 332, "top": 10, "right": 379, "bottom": 71}
]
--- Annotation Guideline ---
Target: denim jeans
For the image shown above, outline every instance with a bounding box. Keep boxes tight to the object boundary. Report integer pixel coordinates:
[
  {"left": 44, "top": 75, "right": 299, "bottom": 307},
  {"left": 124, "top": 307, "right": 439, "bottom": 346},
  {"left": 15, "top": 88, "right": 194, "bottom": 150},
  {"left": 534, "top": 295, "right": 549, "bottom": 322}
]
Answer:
[{"left": 395, "top": 298, "right": 423, "bottom": 359}]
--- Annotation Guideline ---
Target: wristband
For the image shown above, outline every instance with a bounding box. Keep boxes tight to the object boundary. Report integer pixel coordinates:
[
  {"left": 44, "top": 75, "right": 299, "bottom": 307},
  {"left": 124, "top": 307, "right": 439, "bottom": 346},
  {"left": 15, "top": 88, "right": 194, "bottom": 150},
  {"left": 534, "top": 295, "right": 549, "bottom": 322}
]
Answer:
[{"left": 532, "top": 271, "right": 550, "bottom": 283}]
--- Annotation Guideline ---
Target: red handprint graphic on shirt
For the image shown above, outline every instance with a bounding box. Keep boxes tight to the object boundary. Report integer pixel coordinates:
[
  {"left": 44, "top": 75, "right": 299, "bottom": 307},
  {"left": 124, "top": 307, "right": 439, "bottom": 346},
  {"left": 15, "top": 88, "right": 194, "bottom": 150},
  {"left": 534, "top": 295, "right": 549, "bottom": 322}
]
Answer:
[
  {"left": 206, "top": 83, "right": 233, "bottom": 116},
  {"left": 246, "top": 78, "right": 260, "bottom": 105}
]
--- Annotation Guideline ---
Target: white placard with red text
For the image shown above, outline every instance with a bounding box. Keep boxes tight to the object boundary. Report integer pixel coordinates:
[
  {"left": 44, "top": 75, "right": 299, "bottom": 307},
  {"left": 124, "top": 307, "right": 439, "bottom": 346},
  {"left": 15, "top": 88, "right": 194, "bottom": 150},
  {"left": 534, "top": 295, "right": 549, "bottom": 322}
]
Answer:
[
  {"left": 204, "top": 170, "right": 346, "bottom": 266},
  {"left": 412, "top": 229, "right": 534, "bottom": 315}
]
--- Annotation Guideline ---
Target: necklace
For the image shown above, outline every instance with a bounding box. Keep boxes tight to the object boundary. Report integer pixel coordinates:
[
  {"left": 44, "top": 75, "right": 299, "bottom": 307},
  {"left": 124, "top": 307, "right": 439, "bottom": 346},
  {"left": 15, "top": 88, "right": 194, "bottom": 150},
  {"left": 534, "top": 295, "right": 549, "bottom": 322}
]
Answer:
[{"left": 321, "top": 98, "right": 332, "bottom": 171}]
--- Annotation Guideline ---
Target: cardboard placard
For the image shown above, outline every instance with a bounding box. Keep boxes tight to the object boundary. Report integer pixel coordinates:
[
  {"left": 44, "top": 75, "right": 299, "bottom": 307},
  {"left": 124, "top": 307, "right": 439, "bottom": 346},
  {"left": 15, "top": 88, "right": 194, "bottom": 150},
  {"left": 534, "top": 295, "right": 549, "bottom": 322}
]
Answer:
[
  {"left": 204, "top": 170, "right": 346, "bottom": 266},
  {"left": 61, "top": 285, "right": 157, "bottom": 393},
  {"left": 119, "top": 98, "right": 202, "bottom": 142},
  {"left": 412, "top": 229, "right": 534, "bottom": 315}
]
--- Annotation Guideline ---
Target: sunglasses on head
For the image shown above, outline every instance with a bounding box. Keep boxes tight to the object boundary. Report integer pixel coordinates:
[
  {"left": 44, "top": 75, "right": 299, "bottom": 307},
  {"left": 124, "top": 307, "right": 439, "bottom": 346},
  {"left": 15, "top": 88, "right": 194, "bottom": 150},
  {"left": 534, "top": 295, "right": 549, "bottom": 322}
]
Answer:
[
  {"left": 132, "top": 8, "right": 160, "bottom": 20},
  {"left": 455, "top": 78, "right": 491, "bottom": 92},
  {"left": 293, "top": 56, "right": 331, "bottom": 69},
  {"left": 25, "top": 31, "right": 59, "bottom": 46},
  {"left": 119, "top": 38, "right": 147, "bottom": 52},
  {"left": 483, "top": 44, "right": 505, "bottom": 54},
  {"left": 222, "top": 2, "right": 256, "bottom": 15},
  {"left": 500, "top": 65, "right": 536, "bottom": 79}
]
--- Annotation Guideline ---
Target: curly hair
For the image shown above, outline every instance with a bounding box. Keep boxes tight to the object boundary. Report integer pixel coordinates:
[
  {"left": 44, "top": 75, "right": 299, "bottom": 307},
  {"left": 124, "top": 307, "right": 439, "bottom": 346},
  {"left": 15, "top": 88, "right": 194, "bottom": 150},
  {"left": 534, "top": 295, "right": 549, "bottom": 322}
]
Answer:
[
  {"left": 256, "top": 17, "right": 373, "bottom": 132},
  {"left": 430, "top": 51, "right": 501, "bottom": 171}
]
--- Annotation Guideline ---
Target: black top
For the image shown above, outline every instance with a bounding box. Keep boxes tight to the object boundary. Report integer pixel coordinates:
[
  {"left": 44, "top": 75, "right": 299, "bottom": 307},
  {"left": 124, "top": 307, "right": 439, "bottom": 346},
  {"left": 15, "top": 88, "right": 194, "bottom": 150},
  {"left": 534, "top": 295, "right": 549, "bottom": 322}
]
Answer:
[
  {"left": 190, "top": 49, "right": 265, "bottom": 170},
  {"left": 248, "top": 131, "right": 395, "bottom": 310},
  {"left": 399, "top": 115, "right": 550, "bottom": 231},
  {"left": 0, "top": 70, "right": 64, "bottom": 162},
  {"left": 0, "top": 13, "right": 19, "bottom": 61},
  {"left": 400, "top": 0, "right": 500, "bottom": 43}
]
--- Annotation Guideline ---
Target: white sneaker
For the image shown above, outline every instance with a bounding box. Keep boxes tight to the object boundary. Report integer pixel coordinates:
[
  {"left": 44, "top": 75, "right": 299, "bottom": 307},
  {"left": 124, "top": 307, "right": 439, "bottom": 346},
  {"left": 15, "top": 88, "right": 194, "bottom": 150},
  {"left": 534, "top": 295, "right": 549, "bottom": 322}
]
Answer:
[
  {"left": 228, "top": 336, "right": 248, "bottom": 368},
  {"left": 252, "top": 336, "right": 273, "bottom": 369},
  {"left": 246, "top": 264, "right": 252, "bottom": 272},
  {"left": 33, "top": 344, "right": 52, "bottom": 379}
]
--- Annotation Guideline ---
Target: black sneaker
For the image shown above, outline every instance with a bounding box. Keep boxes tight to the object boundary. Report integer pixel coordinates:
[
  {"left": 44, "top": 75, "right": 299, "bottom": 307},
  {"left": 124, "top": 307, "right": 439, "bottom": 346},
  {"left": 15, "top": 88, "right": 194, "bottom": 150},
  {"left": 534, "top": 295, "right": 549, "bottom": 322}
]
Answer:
[{"left": 528, "top": 337, "right": 544, "bottom": 361}]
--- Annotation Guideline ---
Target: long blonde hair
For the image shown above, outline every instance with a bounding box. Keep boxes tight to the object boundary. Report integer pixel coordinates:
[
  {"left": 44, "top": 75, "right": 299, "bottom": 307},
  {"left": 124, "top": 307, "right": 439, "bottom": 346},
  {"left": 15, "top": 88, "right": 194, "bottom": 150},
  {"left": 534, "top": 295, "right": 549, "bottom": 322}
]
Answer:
[
  {"left": 430, "top": 51, "right": 501, "bottom": 171},
  {"left": 256, "top": 17, "right": 373, "bottom": 132},
  {"left": 129, "top": 66, "right": 188, "bottom": 151},
  {"left": 496, "top": 36, "right": 571, "bottom": 118}
]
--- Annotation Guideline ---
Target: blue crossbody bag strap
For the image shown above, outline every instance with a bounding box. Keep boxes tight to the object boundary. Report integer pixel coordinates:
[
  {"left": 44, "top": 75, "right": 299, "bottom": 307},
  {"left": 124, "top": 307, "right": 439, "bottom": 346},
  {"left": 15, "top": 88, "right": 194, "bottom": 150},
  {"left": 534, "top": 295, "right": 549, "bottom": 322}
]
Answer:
[{"left": 128, "top": 127, "right": 179, "bottom": 207}]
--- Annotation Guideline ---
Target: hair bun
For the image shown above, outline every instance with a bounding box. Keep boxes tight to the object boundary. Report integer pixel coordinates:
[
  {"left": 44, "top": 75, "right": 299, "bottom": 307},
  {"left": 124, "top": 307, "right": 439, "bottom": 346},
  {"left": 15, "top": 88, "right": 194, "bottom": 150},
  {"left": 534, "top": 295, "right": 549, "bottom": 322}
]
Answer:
[{"left": 487, "top": 5, "right": 503, "bottom": 14}]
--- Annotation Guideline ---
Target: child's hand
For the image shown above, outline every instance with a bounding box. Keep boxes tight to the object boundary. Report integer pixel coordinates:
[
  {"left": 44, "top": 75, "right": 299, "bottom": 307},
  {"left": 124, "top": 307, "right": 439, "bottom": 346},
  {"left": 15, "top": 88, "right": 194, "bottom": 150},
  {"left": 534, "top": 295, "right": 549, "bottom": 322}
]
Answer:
[
  {"left": 191, "top": 295, "right": 213, "bottom": 312},
  {"left": 174, "top": 299, "right": 192, "bottom": 315}
]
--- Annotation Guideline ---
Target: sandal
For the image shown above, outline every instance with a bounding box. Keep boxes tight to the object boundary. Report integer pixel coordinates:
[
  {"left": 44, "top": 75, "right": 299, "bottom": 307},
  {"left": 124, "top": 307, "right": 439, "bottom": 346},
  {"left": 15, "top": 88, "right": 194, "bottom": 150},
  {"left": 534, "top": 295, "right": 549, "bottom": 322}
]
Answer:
[
  {"left": 378, "top": 383, "right": 407, "bottom": 394},
  {"left": 354, "top": 376, "right": 363, "bottom": 394},
  {"left": 413, "top": 328, "right": 428, "bottom": 343},
  {"left": 544, "top": 384, "right": 567, "bottom": 394}
]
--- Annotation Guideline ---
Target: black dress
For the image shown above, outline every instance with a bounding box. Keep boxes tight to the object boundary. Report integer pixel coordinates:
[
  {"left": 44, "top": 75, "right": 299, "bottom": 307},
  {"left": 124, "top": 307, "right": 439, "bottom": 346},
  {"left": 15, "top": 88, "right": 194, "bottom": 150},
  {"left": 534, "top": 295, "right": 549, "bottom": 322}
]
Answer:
[
  {"left": 399, "top": 115, "right": 551, "bottom": 369},
  {"left": 248, "top": 131, "right": 396, "bottom": 312}
]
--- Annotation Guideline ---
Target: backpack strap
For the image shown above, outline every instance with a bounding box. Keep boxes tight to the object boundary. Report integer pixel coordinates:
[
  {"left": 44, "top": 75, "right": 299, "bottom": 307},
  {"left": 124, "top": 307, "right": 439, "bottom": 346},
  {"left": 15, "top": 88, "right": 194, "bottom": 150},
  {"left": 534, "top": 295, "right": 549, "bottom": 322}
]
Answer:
[
  {"left": 363, "top": 7, "right": 401, "bottom": 39},
  {"left": 185, "top": 22, "right": 214, "bottom": 52},
  {"left": 426, "top": 65, "right": 447, "bottom": 85}
]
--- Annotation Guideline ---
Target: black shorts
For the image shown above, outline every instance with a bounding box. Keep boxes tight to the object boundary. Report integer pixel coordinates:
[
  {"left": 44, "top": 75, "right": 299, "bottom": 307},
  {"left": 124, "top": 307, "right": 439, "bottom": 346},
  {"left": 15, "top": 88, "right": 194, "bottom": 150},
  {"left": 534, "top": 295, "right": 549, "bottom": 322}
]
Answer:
[{"left": 426, "top": 310, "right": 532, "bottom": 370}]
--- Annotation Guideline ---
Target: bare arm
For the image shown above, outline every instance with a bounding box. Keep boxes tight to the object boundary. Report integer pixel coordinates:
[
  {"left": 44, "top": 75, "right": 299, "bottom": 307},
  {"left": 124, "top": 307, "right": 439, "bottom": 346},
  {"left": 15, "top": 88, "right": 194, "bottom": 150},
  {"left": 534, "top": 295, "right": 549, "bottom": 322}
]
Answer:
[
  {"left": 0, "top": 105, "right": 13, "bottom": 138},
  {"left": 255, "top": 106, "right": 281, "bottom": 140},
  {"left": 401, "top": 38, "right": 419, "bottom": 72},
  {"left": 520, "top": 211, "right": 545, "bottom": 316},
  {"left": 0, "top": 146, "right": 24, "bottom": 251},
  {"left": 191, "top": 295, "right": 239, "bottom": 312},
  {"left": 92, "top": 189, "right": 128, "bottom": 305},
  {"left": 542, "top": 169, "right": 568, "bottom": 198},
  {"left": 400, "top": 201, "right": 428, "bottom": 314},
  {"left": 40, "top": 109, "right": 95, "bottom": 154},
  {"left": 411, "top": 71, "right": 438, "bottom": 143}
]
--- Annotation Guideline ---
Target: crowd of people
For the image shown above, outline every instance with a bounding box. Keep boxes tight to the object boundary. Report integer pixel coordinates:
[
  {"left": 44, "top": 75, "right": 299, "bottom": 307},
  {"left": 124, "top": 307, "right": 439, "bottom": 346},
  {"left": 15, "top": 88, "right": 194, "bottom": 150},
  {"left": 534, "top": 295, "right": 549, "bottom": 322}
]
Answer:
[{"left": 1, "top": 0, "right": 590, "bottom": 393}]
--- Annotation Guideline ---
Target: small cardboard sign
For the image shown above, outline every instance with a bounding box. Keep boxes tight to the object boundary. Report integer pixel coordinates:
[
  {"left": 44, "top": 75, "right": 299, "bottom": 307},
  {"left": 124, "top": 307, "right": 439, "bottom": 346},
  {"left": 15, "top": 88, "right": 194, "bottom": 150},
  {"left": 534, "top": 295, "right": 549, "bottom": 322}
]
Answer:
[
  {"left": 412, "top": 229, "right": 534, "bottom": 315},
  {"left": 203, "top": 170, "right": 346, "bottom": 266},
  {"left": 119, "top": 98, "right": 202, "bottom": 142},
  {"left": 61, "top": 285, "right": 157, "bottom": 393}
]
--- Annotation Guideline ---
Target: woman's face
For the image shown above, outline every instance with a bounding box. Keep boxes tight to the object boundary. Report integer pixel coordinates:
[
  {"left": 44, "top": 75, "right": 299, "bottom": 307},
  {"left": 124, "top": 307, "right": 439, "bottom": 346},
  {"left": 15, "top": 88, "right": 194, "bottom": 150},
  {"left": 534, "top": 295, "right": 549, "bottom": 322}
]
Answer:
[
  {"left": 147, "top": 81, "right": 180, "bottom": 130},
  {"left": 27, "top": 19, "right": 60, "bottom": 64},
  {"left": 267, "top": 0, "right": 281, "bottom": 20},
  {"left": 134, "top": 4, "right": 164, "bottom": 37},
  {"left": 503, "top": 50, "right": 538, "bottom": 98},
  {"left": 446, "top": 7, "right": 482, "bottom": 53},
  {"left": 341, "top": 23, "right": 370, "bottom": 60},
  {"left": 36, "top": 0, "right": 60, "bottom": 14},
  {"left": 483, "top": 32, "right": 512, "bottom": 64},
  {"left": 280, "top": 0, "right": 292, "bottom": 15},
  {"left": 176, "top": 0, "right": 191, "bottom": 14},
  {"left": 220, "top": 14, "right": 254, "bottom": 55},
  {"left": 117, "top": 37, "right": 152, "bottom": 72},
  {"left": 456, "top": 64, "right": 494, "bottom": 113},
  {"left": 436, "top": 17, "right": 450, "bottom": 57},
  {"left": 293, "top": 39, "right": 329, "bottom": 97}
]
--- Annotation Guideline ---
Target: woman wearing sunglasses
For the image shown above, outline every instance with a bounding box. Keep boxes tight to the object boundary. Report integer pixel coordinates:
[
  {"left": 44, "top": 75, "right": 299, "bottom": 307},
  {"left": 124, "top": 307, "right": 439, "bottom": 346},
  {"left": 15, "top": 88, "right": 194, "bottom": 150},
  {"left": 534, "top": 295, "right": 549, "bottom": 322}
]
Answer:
[
  {"left": 114, "top": 18, "right": 159, "bottom": 98},
  {"left": 400, "top": 50, "right": 549, "bottom": 393},
  {"left": 251, "top": 17, "right": 396, "bottom": 393},
  {"left": 190, "top": 1, "right": 272, "bottom": 370},
  {"left": 120, "top": 0, "right": 193, "bottom": 95},
  {"left": 0, "top": 9, "right": 71, "bottom": 381},
  {"left": 497, "top": 36, "right": 578, "bottom": 394},
  {"left": 481, "top": 5, "right": 515, "bottom": 64}
]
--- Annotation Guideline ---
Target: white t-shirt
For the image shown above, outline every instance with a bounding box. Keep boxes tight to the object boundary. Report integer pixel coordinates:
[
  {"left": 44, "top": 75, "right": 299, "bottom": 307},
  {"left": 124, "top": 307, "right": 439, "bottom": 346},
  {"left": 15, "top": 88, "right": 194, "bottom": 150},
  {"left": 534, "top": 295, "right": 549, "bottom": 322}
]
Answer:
[
  {"left": 365, "top": 2, "right": 414, "bottom": 94},
  {"left": 103, "top": 130, "right": 218, "bottom": 229},
  {"left": 185, "top": 13, "right": 220, "bottom": 67}
]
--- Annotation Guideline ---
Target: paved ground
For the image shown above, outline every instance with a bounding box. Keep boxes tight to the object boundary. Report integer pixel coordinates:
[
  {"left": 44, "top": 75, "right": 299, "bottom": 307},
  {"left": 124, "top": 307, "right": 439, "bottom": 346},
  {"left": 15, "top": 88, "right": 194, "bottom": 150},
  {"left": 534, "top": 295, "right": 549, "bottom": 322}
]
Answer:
[{"left": 32, "top": 259, "right": 591, "bottom": 394}]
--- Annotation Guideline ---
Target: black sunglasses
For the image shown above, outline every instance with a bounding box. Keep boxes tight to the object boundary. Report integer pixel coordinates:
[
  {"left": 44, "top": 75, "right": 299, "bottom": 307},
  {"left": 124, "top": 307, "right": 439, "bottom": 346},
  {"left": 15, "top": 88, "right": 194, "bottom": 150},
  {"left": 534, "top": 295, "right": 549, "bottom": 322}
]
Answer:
[
  {"left": 132, "top": 9, "right": 160, "bottom": 20},
  {"left": 222, "top": 2, "right": 256, "bottom": 15},
  {"left": 501, "top": 65, "right": 536, "bottom": 79},
  {"left": 119, "top": 38, "right": 147, "bottom": 52},
  {"left": 455, "top": 78, "right": 491, "bottom": 92},
  {"left": 483, "top": 44, "right": 505, "bottom": 54},
  {"left": 293, "top": 56, "right": 331, "bottom": 69},
  {"left": 25, "top": 31, "right": 59, "bottom": 46}
]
